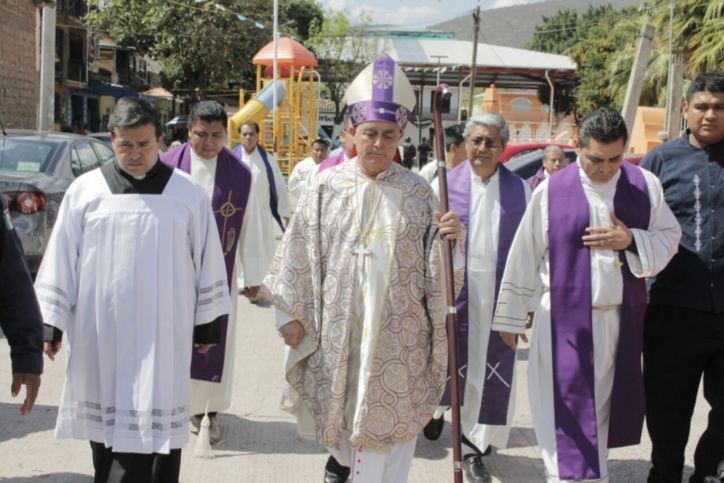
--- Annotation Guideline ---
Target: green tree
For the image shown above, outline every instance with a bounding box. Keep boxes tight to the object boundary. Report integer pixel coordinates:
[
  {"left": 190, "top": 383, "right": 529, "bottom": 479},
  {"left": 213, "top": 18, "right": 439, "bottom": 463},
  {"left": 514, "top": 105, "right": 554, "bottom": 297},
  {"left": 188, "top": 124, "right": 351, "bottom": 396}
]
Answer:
[
  {"left": 649, "top": 0, "right": 723, "bottom": 76},
  {"left": 604, "top": 0, "right": 722, "bottom": 110},
  {"left": 526, "top": 5, "right": 645, "bottom": 118},
  {"left": 566, "top": 9, "right": 641, "bottom": 116},
  {"left": 86, "top": 0, "right": 323, "bottom": 101},
  {"left": 281, "top": 0, "right": 324, "bottom": 41},
  {"left": 305, "top": 10, "right": 379, "bottom": 124}
]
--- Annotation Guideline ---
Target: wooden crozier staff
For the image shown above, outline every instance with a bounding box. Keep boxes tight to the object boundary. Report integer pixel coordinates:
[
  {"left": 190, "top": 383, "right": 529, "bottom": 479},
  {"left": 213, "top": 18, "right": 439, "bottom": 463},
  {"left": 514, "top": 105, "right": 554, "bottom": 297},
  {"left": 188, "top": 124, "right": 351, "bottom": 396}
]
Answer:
[{"left": 433, "top": 84, "right": 464, "bottom": 483}]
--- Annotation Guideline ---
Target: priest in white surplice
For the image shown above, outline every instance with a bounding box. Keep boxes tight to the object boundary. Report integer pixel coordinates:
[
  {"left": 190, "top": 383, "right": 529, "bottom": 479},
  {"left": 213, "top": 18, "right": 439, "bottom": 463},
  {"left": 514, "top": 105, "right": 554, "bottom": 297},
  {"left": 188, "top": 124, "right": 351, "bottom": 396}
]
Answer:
[
  {"left": 232, "top": 120, "right": 291, "bottom": 301},
  {"left": 288, "top": 137, "right": 328, "bottom": 210},
  {"left": 492, "top": 108, "right": 681, "bottom": 483},
  {"left": 429, "top": 113, "right": 531, "bottom": 483},
  {"left": 36, "top": 97, "right": 231, "bottom": 483},
  {"left": 160, "top": 100, "right": 252, "bottom": 444},
  {"left": 263, "top": 55, "right": 465, "bottom": 483}
]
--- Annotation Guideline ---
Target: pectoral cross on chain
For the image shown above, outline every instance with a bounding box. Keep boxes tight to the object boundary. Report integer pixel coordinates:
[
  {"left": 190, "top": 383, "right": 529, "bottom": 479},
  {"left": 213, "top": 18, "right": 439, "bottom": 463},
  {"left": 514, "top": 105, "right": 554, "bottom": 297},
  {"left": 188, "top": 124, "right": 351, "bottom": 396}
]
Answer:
[{"left": 354, "top": 245, "right": 373, "bottom": 266}]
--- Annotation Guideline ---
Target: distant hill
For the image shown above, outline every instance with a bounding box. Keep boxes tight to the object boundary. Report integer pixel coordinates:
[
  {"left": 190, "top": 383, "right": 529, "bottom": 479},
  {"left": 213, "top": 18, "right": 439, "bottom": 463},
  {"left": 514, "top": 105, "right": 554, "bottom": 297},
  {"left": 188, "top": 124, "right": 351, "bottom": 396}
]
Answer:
[{"left": 429, "top": 0, "right": 643, "bottom": 49}]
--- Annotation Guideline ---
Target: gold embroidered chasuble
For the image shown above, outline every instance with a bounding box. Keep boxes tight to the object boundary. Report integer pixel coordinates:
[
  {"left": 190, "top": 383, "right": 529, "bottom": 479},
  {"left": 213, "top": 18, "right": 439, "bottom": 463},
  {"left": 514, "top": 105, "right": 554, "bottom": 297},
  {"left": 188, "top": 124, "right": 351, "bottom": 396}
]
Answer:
[{"left": 264, "top": 160, "right": 462, "bottom": 452}]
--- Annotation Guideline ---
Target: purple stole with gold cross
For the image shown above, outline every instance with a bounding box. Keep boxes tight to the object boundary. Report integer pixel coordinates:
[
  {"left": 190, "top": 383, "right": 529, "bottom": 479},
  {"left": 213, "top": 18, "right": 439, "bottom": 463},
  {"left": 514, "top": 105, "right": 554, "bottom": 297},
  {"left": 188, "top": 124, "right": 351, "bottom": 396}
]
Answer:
[
  {"left": 440, "top": 160, "right": 527, "bottom": 426},
  {"left": 547, "top": 162, "right": 649, "bottom": 479},
  {"left": 161, "top": 142, "right": 251, "bottom": 382}
]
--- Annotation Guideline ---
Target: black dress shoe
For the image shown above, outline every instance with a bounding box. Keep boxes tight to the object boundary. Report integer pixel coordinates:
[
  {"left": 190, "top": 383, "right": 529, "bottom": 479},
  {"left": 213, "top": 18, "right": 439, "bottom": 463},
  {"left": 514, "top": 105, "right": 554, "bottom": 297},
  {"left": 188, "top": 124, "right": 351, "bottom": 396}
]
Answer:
[
  {"left": 463, "top": 455, "right": 492, "bottom": 483},
  {"left": 423, "top": 414, "right": 445, "bottom": 441},
  {"left": 324, "top": 455, "right": 350, "bottom": 483}
]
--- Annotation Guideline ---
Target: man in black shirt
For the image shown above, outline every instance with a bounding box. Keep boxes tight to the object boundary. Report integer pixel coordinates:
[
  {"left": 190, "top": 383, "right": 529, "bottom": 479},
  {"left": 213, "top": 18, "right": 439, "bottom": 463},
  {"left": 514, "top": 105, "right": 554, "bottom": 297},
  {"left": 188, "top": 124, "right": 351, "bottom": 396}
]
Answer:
[
  {"left": 0, "top": 196, "right": 43, "bottom": 416},
  {"left": 402, "top": 137, "right": 416, "bottom": 169},
  {"left": 641, "top": 72, "right": 724, "bottom": 483},
  {"left": 417, "top": 137, "right": 432, "bottom": 170}
]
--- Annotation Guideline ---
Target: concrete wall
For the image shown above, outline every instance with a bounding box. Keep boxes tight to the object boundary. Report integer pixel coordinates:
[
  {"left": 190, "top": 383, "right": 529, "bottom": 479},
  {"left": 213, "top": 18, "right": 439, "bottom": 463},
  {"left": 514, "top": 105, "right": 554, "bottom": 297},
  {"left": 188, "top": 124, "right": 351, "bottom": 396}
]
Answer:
[{"left": 0, "top": 0, "right": 39, "bottom": 129}]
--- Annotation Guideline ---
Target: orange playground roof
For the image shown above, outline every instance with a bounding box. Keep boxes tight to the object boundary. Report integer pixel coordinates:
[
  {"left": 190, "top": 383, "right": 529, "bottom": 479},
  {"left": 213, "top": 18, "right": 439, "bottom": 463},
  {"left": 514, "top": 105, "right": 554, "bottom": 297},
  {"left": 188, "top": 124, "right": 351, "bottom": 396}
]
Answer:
[{"left": 253, "top": 37, "right": 318, "bottom": 68}]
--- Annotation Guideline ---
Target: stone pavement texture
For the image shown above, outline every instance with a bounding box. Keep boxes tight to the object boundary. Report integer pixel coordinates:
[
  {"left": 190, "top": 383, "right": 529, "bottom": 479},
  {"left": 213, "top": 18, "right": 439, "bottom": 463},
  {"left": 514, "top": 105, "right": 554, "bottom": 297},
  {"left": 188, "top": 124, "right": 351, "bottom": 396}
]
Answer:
[{"left": 0, "top": 295, "right": 708, "bottom": 482}]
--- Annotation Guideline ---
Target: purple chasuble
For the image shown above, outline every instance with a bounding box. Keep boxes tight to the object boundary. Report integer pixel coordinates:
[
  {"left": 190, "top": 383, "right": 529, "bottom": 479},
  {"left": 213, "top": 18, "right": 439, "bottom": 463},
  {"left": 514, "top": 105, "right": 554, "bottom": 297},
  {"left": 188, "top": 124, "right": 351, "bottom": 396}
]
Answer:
[
  {"left": 318, "top": 150, "right": 346, "bottom": 173},
  {"left": 547, "top": 162, "right": 649, "bottom": 479},
  {"left": 440, "top": 160, "right": 526, "bottom": 425},
  {"left": 160, "top": 143, "right": 251, "bottom": 382}
]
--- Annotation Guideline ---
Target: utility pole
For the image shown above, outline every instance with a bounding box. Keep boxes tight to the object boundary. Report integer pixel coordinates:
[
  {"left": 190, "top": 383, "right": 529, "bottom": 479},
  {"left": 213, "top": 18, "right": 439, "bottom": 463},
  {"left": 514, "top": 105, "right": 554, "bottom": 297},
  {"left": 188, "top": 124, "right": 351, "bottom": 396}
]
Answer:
[
  {"left": 621, "top": 23, "right": 655, "bottom": 150},
  {"left": 432, "top": 55, "right": 448, "bottom": 86},
  {"left": 666, "top": 59, "right": 684, "bottom": 140},
  {"left": 38, "top": 2, "right": 56, "bottom": 131},
  {"left": 664, "top": 0, "right": 684, "bottom": 140},
  {"left": 272, "top": 0, "right": 278, "bottom": 151},
  {"left": 664, "top": 0, "right": 674, "bottom": 135},
  {"left": 466, "top": 2, "right": 480, "bottom": 118}
]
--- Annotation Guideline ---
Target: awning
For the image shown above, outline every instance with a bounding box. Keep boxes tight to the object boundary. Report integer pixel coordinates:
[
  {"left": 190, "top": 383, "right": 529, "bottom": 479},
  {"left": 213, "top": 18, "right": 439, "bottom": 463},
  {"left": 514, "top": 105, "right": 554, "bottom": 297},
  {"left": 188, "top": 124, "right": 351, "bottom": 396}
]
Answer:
[{"left": 88, "top": 80, "right": 138, "bottom": 99}]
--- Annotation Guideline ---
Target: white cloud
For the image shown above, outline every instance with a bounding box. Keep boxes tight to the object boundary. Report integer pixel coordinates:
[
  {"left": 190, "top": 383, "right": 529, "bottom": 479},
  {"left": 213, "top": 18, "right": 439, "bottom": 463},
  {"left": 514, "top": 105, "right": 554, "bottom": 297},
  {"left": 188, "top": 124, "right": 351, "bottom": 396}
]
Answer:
[
  {"left": 326, "top": 0, "right": 351, "bottom": 11},
  {"left": 487, "top": 0, "right": 543, "bottom": 9},
  {"left": 347, "top": 5, "right": 445, "bottom": 26}
]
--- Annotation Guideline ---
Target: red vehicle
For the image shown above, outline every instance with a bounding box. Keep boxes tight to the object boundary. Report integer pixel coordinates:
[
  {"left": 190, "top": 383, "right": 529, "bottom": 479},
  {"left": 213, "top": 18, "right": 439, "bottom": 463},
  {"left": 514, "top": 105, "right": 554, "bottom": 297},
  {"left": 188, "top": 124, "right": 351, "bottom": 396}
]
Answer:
[{"left": 500, "top": 142, "right": 574, "bottom": 162}]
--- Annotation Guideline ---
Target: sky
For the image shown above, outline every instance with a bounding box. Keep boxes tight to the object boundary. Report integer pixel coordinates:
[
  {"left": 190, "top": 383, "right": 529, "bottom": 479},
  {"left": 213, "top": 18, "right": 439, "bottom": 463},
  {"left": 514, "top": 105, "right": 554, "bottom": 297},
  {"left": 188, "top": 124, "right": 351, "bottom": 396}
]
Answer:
[{"left": 317, "top": 0, "right": 542, "bottom": 28}]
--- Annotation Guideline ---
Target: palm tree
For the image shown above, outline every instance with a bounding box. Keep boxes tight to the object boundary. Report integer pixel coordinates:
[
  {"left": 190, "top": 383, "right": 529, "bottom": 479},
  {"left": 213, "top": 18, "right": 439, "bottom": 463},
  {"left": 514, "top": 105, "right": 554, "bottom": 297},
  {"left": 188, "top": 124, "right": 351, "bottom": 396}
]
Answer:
[{"left": 650, "top": 0, "right": 723, "bottom": 76}]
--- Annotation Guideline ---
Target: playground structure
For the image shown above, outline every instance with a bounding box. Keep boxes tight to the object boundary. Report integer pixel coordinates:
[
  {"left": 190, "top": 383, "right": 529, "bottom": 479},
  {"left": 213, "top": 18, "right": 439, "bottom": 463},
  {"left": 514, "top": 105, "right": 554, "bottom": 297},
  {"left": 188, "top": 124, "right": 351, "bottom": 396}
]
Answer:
[{"left": 227, "top": 37, "right": 319, "bottom": 175}]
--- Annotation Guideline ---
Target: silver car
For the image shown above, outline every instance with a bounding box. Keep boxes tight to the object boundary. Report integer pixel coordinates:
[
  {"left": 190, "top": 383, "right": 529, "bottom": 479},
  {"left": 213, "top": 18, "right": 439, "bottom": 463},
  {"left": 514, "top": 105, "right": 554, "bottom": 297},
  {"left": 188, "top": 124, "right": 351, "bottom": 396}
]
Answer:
[{"left": 0, "top": 131, "right": 115, "bottom": 274}]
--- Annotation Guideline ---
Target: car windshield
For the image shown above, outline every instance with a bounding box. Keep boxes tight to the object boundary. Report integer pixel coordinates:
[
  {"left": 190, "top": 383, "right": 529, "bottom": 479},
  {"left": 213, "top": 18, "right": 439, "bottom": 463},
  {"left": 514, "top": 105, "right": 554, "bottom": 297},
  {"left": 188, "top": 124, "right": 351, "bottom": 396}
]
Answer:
[{"left": 0, "top": 138, "right": 61, "bottom": 173}]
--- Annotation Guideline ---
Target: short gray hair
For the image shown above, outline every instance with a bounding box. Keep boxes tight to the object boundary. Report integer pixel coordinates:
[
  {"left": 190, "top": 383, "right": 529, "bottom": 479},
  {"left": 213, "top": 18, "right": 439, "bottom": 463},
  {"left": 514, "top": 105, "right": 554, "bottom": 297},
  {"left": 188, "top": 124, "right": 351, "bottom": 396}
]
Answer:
[
  {"left": 463, "top": 113, "right": 510, "bottom": 144},
  {"left": 543, "top": 145, "right": 564, "bottom": 157}
]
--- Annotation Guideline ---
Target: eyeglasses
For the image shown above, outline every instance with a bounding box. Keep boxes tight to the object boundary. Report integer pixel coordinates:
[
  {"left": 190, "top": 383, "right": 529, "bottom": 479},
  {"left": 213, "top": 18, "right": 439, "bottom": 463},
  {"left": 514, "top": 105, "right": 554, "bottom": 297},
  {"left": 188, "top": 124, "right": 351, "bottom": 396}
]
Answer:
[{"left": 469, "top": 137, "right": 503, "bottom": 149}]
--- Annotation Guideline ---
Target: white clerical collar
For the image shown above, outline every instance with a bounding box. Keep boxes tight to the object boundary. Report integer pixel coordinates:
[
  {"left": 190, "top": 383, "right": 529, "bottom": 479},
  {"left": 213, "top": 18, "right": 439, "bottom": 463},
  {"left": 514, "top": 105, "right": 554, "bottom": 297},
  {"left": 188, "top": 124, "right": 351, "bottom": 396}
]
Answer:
[
  {"left": 190, "top": 147, "right": 218, "bottom": 164},
  {"left": 577, "top": 158, "right": 621, "bottom": 191},
  {"left": 544, "top": 169, "right": 551, "bottom": 179},
  {"left": 471, "top": 165, "right": 498, "bottom": 186}
]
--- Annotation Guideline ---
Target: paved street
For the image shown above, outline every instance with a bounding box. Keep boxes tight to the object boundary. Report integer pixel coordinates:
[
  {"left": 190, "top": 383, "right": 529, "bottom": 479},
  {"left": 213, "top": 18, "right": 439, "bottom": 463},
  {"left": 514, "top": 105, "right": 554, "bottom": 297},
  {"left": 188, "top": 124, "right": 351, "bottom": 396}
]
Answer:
[{"left": 0, "top": 295, "right": 708, "bottom": 482}]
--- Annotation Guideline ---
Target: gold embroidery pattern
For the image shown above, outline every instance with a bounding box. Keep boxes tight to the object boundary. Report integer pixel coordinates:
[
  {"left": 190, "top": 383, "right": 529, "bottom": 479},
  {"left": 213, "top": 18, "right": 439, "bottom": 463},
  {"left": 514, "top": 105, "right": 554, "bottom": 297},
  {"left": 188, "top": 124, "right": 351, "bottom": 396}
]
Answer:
[
  {"left": 213, "top": 192, "right": 242, "bottom": 256},
  {"left": 263, "top": 162, "right": 462, "bottom": 452}
]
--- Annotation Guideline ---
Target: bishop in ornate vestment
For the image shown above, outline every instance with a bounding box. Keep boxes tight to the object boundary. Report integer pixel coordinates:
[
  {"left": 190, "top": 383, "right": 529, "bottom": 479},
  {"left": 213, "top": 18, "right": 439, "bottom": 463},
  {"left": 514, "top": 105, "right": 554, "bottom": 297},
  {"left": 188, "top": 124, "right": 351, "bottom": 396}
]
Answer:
[{"left": 263, "top": 55, "right": 464, "bottom": 483}]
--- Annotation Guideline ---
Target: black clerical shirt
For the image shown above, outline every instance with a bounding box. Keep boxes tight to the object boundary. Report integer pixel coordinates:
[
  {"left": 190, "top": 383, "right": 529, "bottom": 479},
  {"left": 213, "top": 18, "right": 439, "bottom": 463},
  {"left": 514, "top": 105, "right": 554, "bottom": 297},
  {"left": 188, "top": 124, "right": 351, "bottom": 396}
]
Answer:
[
  {"left": 641, "top": 131, "right": 724, "bottom": 313},
  {"left": 44, "top": 160, "right": 221, "bottom": 344}
]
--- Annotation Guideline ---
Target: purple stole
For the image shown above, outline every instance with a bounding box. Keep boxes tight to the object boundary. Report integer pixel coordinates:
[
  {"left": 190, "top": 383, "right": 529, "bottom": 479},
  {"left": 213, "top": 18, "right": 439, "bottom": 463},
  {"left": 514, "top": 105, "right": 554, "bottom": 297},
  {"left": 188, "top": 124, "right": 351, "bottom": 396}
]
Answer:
[
  {"left": 160, "top": 143, "right": 251, "bottom": 382},
  {"left": 232, "top": 144, "right": 284, "bottom": 231},
  {"left": 547, "top": 162, "right": 649, "bottom": 479},
  {"left": 440, "top": 160, "right": 527, "bottom": 425},
  {"left": 317, "top": 150, "right": 346, "bottom": 173},
  {"left": 527, "top": 167, "right": 546, "bottom": 191}
]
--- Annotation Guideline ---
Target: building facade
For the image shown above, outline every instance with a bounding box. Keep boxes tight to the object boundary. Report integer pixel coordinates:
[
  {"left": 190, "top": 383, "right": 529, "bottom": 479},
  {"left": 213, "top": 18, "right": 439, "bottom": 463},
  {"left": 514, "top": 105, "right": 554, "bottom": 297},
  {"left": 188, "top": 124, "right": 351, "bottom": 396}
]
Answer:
[{"left": 0, "top": 0, "right": 44, "bottom": 129}]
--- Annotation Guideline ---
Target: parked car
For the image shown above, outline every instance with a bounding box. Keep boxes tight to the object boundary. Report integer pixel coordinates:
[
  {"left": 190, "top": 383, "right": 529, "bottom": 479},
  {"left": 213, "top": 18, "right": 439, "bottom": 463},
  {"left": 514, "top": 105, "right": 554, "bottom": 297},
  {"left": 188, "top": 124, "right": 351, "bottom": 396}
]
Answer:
[
  {"left": 87, "top": 131, "right": 112, "bottom": 149},
  {"left": 506, "top": 148, "right": 644, "bottom": 180},
  {"left": 500, "top": 142, "right": 574, "bottom": 162},
  {"left": 0, "top": 131, "right": 115, "bottom": 274}
]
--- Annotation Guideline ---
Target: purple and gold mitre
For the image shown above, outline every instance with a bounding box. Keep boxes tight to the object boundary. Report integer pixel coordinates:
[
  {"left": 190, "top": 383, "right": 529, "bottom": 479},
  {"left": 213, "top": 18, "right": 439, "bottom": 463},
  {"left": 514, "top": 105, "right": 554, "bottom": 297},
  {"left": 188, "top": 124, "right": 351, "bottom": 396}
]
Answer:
[{"left": 344, "top": 54, "right": 416, "bottom": 129}]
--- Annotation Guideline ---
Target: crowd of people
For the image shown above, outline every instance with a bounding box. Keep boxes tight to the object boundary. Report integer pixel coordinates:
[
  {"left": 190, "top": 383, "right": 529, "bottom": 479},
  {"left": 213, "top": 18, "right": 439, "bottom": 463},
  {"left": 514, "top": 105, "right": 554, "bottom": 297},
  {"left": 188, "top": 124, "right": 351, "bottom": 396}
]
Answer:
[{"left": 1, "top": 55, "right": 722, "bottom": 483}]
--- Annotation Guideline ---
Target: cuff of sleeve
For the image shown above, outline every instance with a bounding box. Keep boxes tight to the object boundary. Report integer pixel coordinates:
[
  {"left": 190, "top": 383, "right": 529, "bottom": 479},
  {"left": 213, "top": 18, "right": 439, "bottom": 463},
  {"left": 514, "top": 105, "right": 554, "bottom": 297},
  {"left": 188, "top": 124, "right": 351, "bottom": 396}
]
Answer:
[
  {"left": 11, "top": 352, "right": 43, "bottom": 375},
  {"left": 44, "top": 324, "right": 63, "bottom": 343},
  {"left": 624, "top": 229, "right": 646, "bottom": 277},
  {"left": 275, "top": 309, "right": 294, "bottom": 330},
  {"left": 491, "top": 320, "right": 528, "bottom": 335},
  {"left": 193, "top": 317, "right": 222, "bottom": 344}
]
